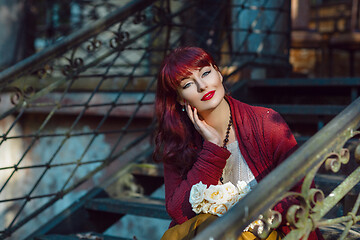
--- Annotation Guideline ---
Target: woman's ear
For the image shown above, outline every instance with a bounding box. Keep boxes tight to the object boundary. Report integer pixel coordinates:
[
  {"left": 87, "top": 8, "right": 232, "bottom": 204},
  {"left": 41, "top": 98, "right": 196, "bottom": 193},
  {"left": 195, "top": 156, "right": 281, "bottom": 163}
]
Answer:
[
  {"left": 213, "top": 64, "right": 223, "bottom": 82},
  {"left": 177, "top": 95, "right": 185, "bottom": 106},
  {"left": 218, "top": 70, "right": 223, "bottom": 82}
]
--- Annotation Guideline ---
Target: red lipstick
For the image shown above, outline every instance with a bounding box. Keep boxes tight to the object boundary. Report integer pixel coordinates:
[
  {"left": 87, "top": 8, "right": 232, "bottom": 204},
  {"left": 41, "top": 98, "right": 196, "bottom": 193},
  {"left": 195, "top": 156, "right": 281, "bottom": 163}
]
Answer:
[{"left": 201, "top": 90, "right": 215, "bottom": 101}]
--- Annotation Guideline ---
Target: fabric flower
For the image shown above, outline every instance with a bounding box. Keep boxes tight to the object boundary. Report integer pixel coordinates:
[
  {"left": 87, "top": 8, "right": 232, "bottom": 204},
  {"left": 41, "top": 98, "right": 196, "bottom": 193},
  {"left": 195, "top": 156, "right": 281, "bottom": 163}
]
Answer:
[
  {"left": 223, "top": 181, "right": 239, "bottom": 196},
  {"left": 192, "top": 203, "right": 203, "bottom": 214},
  {"left": 237, "top": 180, "right": 251, "bottom": 195},
  {"left": 225, "top": 194, "right": 241, "bottom": 209},
  {"left": 201, "top": 202, "right": 212, "bottom": 214},
  {"left": 189, "top": 180, "right": 255, "bottom": 226},
  {"left": 204, "top": 185, "right": 228, "bottom": 204},
  {"left": 244, "top": 219, "right": 264, "bottom": 232},
  {"left": 209, "top": 203, "right": 228, "bottom": 217},
  {"left": 189, "top": 181, "right": 207, "bottom": 206}
]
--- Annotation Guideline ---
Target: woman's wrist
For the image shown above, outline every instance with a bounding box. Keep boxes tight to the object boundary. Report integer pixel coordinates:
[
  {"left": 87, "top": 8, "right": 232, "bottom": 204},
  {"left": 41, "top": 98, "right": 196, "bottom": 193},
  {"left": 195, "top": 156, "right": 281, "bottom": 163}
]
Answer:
[
  {"left": 208, "top": 138, "right": 222, "bottom": 147},
  {"left": 203, "top": 140, "right": 229, "bottom": 152}
]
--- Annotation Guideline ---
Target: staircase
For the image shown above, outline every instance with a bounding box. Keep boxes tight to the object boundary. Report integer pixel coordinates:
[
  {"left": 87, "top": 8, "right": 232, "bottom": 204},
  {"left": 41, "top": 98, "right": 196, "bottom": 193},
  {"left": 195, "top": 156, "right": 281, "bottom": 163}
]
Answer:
[
  {"left": 27, "top": 158, "right": 168, "bottom": 240},
  {"left": 0, "top": 0, "right": 360, "bottom": 239},
  {"left": 231, "top": 77, "right": 360, "bottom": 145}
]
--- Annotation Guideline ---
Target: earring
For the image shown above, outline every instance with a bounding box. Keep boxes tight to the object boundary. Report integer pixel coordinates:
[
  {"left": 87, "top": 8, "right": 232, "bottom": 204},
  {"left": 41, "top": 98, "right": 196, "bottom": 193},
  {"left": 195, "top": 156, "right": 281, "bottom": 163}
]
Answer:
[{"left": 182, "top": 105, "right": 185, "bottom": 112}]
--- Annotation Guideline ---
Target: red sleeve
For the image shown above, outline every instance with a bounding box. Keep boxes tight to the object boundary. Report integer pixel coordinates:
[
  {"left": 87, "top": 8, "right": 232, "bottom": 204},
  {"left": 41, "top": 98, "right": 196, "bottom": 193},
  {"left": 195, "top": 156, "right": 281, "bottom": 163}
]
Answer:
[{"left": 163, "top": 141, "right": 230, "bottom": 226}]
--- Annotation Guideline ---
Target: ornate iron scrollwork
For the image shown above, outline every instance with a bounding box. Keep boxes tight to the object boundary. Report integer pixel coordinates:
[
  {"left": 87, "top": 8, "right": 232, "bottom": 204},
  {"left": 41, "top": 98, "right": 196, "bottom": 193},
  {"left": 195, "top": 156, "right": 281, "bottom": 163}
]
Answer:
[
  {"left": 62, "top": 57, "right": 84, "bottom": 76},
  {"left": 87, "top": 38, "right": 102, "bottom": 52},
  {"left": 324, "top": 149, "right": 350, "bottom": 173},
  {"left": 133, "top": 11, "right": 147, "bottom": 24},
  {"left": 109, "top": 31, "right": 130, "bottom": 51},
  {"left": 255, "top": 133, "right": 360, "bottom": 240},
  {"left": 8, "top": 86, "right": 35, "bottom": 106},
  {"left": 37, "top": 64, "right": 54, "bottom": 79}
]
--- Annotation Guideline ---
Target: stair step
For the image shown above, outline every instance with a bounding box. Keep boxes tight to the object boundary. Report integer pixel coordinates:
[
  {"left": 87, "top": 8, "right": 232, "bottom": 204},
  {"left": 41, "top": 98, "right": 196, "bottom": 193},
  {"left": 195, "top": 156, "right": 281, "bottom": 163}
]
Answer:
[
  {"left": 315, "top": 174, "right": 360, "bottom": 195},
  {"left": 248, "top": 78, "right": 360, "bottom": 87},
  {"left": 261, "top": 104, "right": 346, "bottom": 115},
  {"left": 85, "top": 197, "right": 170, "bottom": 220},
  {"left": 130, "top": 163, "right": 164, "bottom": 196},
  {"left": 34, "top": 233, "right": 131, "bottom": 240},
  {"left": 131, "top": 163, "right": 164, "bottom": 177}
]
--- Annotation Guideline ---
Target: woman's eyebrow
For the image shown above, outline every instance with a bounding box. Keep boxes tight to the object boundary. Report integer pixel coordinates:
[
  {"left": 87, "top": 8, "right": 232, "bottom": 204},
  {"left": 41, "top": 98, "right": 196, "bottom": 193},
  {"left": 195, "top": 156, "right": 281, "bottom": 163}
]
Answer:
[
  {"left": 179, "top": 67, "right": 206, "bottom": 81},
  {"left": 200, "top": 66, "right": 211, "bottom": 72}
]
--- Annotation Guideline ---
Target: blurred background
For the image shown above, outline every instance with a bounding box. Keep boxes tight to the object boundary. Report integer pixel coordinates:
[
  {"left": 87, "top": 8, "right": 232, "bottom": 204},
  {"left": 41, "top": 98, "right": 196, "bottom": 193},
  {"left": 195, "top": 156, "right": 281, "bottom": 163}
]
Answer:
[{"left": 0, "top": 0, "right": 359, "bottom": 239}]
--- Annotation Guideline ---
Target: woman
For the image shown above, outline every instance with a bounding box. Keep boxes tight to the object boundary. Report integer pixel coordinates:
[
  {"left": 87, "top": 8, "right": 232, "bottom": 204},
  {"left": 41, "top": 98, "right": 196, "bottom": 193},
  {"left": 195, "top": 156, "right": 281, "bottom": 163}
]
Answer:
[{"left": 154, "top": 47, "right": 322, "bottom": 239}]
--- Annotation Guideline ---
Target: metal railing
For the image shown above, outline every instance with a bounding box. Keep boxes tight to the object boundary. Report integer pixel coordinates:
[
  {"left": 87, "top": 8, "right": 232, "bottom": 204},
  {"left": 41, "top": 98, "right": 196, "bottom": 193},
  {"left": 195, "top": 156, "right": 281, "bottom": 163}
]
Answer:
[
  {"left": 194, "top": 97, "right": 360, "bottom": 239},
  {"left": 24, "top": 0, "right": 128, "bottom": 51},
  {"left": 0, "top": 0, "right": 291, "bottom": 239}
]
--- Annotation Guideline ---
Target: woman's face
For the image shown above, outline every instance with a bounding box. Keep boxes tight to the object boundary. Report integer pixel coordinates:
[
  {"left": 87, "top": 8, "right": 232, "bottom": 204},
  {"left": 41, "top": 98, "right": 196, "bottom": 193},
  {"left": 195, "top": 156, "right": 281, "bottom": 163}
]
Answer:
[{"left": 176, "top": 64, "right": 225, "bottom": 113}]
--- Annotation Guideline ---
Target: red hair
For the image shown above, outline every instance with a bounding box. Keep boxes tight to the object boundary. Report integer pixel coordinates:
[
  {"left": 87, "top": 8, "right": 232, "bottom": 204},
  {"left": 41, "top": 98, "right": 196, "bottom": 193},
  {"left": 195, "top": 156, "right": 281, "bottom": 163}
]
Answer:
[{"left": 153, "top": 47, "right": 218, "bottom": 175}]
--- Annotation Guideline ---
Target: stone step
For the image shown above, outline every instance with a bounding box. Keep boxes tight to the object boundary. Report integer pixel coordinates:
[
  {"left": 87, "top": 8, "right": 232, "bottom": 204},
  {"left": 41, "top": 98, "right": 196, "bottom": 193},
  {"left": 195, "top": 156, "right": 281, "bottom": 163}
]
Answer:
[
  {"left": 247, "top": 78, "right": 360, "bottom": 88},
  {"left": 131, "top": 163, "right": 164, "bottom": 178},
  {"left": 34, "top": 233, "right": 131, "bottom": 240},
  {"left": 84, "top": 197, "right": 170, "bottom": 220}
]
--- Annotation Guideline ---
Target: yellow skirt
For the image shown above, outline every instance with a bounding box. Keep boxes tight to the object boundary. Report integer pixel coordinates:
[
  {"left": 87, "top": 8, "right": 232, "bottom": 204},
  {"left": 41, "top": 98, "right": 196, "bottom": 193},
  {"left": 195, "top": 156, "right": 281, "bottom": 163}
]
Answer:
[{"left": 161, "top": 214, "right": 283, "bottom": 240}]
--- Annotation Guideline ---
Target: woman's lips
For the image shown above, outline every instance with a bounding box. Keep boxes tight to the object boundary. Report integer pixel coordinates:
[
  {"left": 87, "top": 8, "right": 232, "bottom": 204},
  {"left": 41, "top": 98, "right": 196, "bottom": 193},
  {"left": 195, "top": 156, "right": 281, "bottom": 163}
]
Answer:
[{"left": 201, "top": 90, "right": 215, "bottom": 101}]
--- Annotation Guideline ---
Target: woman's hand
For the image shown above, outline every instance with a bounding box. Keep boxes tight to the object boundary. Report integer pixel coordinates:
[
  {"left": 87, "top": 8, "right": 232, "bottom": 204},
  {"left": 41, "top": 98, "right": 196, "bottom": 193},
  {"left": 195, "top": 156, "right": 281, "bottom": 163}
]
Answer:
[{"left": 185, "top": 102, "right": 222, "bottom": 146}]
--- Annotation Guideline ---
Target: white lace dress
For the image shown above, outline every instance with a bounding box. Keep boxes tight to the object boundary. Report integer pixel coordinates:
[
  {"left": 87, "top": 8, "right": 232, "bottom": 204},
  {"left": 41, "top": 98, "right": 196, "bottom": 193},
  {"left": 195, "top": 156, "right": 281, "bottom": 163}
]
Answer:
[{"left": 221, "top": 140, "right": 257, "bottom": 189}]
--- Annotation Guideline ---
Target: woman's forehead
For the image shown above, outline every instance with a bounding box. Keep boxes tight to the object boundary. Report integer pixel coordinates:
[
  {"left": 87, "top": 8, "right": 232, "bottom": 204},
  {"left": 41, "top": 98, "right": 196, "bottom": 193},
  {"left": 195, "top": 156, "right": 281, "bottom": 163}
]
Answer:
[
  {"left": 178, "top": 67, "right": 199, "bottom": 80},
  {"left": 179, "top": 65, "right": 211, "bottom": 77}
]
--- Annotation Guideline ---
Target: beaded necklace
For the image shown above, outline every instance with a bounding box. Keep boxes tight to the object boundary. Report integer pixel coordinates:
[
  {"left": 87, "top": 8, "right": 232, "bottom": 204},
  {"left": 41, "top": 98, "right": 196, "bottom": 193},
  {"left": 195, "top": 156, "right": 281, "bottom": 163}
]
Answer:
[{"left": 220, "top": 111, "right": 233, "bottom": 184}]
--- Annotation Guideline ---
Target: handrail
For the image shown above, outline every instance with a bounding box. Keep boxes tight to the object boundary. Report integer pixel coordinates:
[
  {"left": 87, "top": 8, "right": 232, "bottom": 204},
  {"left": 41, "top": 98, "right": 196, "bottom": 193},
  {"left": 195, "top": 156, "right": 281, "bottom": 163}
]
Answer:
[
  {"left": 194, "top": 96, "right": 360, "bottom": 239},
  {"left": 0, "top": 0, "right": 156, "bottom": 88}
]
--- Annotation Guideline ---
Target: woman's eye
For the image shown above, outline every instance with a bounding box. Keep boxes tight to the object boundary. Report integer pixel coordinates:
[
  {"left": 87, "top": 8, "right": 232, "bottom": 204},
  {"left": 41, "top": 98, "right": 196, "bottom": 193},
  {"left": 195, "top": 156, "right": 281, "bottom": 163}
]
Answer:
[
  {"left": 202, "top": 70, "right": 211, "bottom": 77},
  {"left": 182, "top": 82, "right": 191, "bottom": 89}
]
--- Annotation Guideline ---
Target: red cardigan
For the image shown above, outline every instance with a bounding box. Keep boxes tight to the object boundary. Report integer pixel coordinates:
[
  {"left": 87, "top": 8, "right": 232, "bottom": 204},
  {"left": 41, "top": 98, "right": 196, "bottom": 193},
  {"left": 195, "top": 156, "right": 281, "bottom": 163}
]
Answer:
[{"left": 163, "top": 97, "right": 321, "bottom": 239}]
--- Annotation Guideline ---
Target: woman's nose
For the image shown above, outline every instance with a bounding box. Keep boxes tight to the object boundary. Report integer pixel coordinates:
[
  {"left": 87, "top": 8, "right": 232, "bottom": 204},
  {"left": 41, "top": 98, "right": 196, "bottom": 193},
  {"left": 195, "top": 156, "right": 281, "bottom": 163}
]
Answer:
[{"left": 197, "top": 80, "right": 207, "bottom": 92}]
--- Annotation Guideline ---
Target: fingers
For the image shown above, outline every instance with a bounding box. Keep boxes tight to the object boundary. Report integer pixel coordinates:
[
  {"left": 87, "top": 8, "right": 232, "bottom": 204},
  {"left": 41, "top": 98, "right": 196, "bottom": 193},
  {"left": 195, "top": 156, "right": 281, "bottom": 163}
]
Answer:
[
  {"left": 192, "top": 107, "right": 203, "bottom": 127},
  {"left": 185, "top": 103, "right": 202, "bottom": 131},
  {"left": 183, "top": 103, "right": 221, "bottom": 145},
  {"left": 191, "top": 107, "right": 207, "bottom": 134},
  {"left": 185, "top": 102, "right": 195, "bottom": 124}
]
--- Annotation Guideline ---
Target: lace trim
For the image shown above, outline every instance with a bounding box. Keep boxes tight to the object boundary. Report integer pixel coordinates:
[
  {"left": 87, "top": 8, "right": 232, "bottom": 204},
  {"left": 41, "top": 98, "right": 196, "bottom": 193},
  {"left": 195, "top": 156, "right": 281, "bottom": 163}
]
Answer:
[{"left": 222, "top": 140, "right": 257, "bottom": 188}]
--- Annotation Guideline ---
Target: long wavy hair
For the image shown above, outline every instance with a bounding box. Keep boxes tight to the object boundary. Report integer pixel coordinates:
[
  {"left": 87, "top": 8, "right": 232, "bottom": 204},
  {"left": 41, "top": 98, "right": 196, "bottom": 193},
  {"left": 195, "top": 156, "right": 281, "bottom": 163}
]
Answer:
[{"left": 153, "top": 47, "right": 219, "bottom": 176}]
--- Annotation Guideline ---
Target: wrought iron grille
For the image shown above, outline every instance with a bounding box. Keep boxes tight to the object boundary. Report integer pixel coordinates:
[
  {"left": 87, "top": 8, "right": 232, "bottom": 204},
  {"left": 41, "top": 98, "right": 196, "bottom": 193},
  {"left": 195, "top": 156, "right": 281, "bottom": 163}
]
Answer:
[
  {"left": 0, "top": 0, "right": 291, "bottom": 239},
  {"left": 27, "top": 0, "right": 128, "bottom": 51}
]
